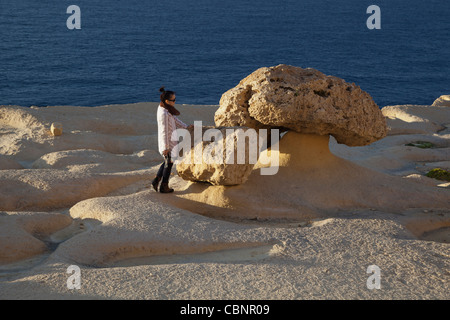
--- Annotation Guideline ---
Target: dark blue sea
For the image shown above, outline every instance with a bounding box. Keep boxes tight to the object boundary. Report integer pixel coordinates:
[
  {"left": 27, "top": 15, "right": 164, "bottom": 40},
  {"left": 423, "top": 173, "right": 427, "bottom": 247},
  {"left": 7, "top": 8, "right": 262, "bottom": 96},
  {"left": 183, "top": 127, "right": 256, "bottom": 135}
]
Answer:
[{"left": 1, "top": 0, "right": 449, "bottom": 108}]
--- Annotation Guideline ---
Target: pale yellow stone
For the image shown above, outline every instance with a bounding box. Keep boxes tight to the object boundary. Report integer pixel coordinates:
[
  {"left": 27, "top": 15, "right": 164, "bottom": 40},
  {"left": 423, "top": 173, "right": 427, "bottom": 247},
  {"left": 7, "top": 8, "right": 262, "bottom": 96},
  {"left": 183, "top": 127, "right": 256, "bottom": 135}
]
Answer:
[
  {"left": 0, "top": 101, "right": 449, "bottom": 300},
  {"left": 431, "top": 95, "right": 450, "bottom": 107},
  {"left": 50, "top": 122, "right": 63, "bottom": 136},
  {"left": 175, "top": 126, "right": 257, "bottom": 185},
  {"left": 216, "top": 64, "right": 388, "bottom": 146}
]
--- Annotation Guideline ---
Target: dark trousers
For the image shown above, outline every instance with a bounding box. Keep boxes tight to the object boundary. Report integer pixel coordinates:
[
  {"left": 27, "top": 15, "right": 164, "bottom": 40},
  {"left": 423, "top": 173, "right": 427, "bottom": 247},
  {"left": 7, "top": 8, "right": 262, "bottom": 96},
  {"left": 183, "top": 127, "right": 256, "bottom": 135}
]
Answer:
[{"left": 157, "top": 155, "right": 173, "bottom": 183}]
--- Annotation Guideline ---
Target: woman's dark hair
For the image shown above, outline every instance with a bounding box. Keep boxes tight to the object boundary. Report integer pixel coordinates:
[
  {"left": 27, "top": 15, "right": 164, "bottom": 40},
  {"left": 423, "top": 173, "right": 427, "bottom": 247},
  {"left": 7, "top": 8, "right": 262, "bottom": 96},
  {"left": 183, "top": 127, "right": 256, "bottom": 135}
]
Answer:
[
  {"left": 159, "top": 87, "right": 180, "bottom": 116},
  {"left": 159, "top": 87, "right": 176, "bottom": 102}
]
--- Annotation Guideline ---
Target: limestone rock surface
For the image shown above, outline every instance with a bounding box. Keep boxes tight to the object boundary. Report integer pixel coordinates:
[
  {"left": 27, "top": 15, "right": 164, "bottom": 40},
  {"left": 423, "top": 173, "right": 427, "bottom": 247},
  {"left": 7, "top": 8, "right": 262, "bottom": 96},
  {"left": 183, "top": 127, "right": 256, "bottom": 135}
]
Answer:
[
  {"left": 175, "top": 126, "right": 258, "bottom": 185},
  {"left": 215, "top": 64, "right": 387, "bottom": 146},
  {"left": 432, "top": 95, "right": 450, "bottom": 107}
]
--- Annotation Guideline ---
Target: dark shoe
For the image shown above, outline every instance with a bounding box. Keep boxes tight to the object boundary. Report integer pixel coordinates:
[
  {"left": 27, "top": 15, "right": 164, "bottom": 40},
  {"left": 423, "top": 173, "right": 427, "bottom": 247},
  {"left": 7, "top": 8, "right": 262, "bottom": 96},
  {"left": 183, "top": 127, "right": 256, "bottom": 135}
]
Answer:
[
  {"left": 159, "top": 182, "right": 174, "bottom": 193},
  {"left": 151, "top": 176, "right": 161, "bottom": 191}
]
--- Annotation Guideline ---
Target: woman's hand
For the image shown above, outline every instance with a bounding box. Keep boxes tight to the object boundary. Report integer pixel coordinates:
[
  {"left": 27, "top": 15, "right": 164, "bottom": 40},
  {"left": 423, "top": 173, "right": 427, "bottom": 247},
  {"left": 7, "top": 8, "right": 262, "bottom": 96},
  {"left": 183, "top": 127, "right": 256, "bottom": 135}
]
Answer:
[{"left": 162, "top": 149, "right": 170, "bottom": 156}]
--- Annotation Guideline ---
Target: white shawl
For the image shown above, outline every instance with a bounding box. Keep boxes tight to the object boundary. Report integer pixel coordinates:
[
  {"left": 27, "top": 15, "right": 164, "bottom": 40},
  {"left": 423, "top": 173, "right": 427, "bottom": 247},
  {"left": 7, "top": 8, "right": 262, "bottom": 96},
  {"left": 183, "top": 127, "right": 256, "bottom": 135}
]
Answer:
[{"left": 157, "top": 104, "right": 188, "bottom": 158}]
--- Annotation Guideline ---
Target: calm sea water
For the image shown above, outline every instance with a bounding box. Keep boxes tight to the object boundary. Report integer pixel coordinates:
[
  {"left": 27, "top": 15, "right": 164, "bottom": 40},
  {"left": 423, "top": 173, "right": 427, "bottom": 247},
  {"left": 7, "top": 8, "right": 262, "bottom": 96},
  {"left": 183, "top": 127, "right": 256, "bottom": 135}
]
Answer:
[{"left": 0, "top": 0, "right": 449, "bottom": 108}]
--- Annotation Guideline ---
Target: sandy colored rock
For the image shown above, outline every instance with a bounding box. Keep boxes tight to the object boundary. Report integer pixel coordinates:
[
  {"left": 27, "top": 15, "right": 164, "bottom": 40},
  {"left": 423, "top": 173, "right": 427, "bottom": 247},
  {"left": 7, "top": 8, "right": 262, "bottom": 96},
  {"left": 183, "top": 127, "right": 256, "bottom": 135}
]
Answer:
[
  {"left": 175, "top": 126, "right": 264, "bottom": 185},
  {"left": 0, "top": 212, "right": 72, "bottom": 264},
  {"left": 173, "top": 131, "right": 449, "bottom": 221},
  {"left": 216, "top": 64, "right": 387, "bottom": 146},
  {"left": 382, "top": 104, "right": 449, "bottom": 135},
  {"left": 31, "top": 149, "right": 161, "bottom": 173},
  {"left": 432, "top": 95, "right": 450, "bottom": 107},
  {"left": 0, "top": 156, "right": 24, "bottom": 170},
  {"left": 0, "top": 100, "right": 449, "bottom": 300},
  {"left": 50, "top": 122, "right": 63, "bottom": 136},
  {"left": 0, "top": 169, "right": 153, "bottom": 211},
  {"left": 0, "top": 103, "right": 216, "bottom": 163}
]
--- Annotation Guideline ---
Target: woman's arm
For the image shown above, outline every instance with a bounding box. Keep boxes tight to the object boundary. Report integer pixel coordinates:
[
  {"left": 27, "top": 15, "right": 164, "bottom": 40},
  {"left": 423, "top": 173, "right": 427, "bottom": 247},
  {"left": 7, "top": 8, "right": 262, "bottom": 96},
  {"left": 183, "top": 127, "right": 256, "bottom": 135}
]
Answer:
[{"left": 174, "top": 116, "right": 188, "bottom": 129}]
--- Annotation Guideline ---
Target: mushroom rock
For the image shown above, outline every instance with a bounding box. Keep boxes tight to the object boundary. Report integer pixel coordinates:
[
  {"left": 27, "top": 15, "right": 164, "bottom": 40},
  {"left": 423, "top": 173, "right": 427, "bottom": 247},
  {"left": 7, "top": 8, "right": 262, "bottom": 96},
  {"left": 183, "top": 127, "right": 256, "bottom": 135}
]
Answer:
[
  {"left": 172, "top": 65, "right": 448, "bottom": 220},
  {"left": 215, "top": 64, "right": 387, "bottom": 146},
  {"left": 178, "top": 65, "right": 387, "bottom": 186},
  {"left": 175, "top": 126, "right": 259, "bottom": 185}
]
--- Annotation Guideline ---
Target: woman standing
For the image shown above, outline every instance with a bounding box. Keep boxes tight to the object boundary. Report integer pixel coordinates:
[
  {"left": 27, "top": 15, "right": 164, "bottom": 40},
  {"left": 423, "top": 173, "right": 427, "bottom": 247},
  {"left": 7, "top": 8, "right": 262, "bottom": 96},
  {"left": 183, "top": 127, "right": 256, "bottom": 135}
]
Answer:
[{"left": 152, "top": 87, "right": 192, "bottom": 193}]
